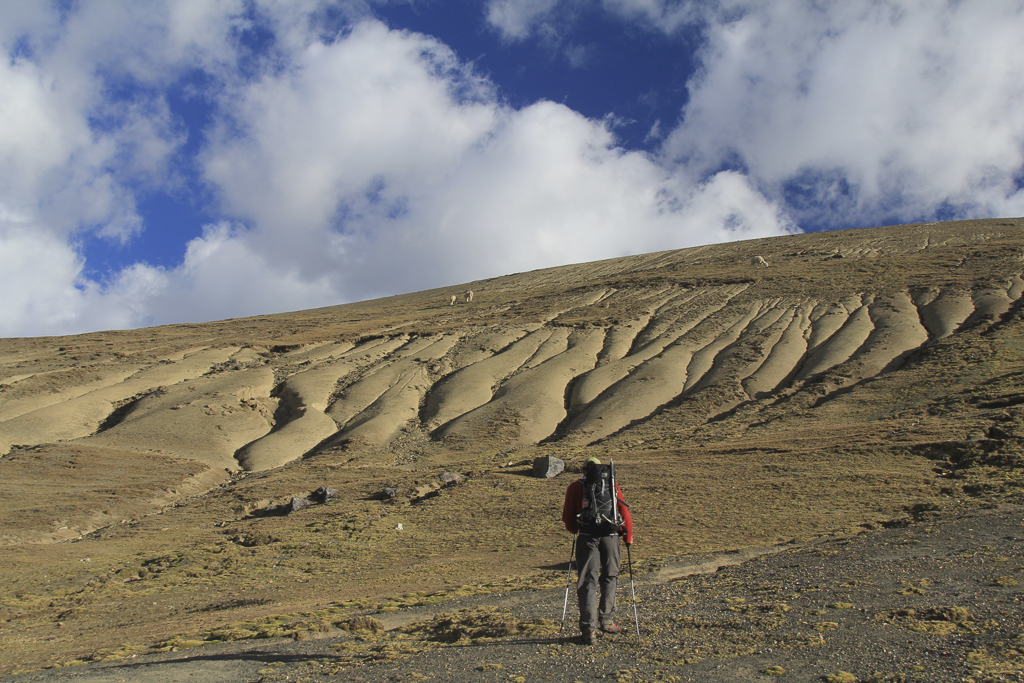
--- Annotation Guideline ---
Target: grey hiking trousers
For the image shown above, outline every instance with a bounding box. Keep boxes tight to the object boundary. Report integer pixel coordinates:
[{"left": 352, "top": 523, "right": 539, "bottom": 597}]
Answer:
[{"left": 575, "top": 533, "right": 620, "bottom": 631}]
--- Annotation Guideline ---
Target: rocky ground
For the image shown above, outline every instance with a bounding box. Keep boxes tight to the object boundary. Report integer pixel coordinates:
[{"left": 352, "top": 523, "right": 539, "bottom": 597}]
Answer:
[{"left": 2, "top": 503, "right": 1021, "bottom": 683}]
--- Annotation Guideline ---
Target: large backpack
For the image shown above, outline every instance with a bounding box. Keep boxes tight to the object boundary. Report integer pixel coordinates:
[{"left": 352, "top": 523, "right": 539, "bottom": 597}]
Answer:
[{"left": 578, "top": 461, "right": 622, "bottom": 536}]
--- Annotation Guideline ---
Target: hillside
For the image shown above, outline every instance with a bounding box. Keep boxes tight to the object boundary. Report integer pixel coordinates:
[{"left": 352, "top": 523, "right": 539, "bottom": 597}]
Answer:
[{"left": 1, "top": 218, "right": 1023, "bottom": 677}]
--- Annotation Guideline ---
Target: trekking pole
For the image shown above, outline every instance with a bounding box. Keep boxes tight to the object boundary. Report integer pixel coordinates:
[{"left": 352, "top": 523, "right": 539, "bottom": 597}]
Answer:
[
  {"left": 626, "top": 542, "right": 640, "bottom": 640},
  {"left": 610, "top": 460, "right": 619, "bottom": 526},
  {"left": 560, "top": 533, "right": 577, "bottom": 632}
]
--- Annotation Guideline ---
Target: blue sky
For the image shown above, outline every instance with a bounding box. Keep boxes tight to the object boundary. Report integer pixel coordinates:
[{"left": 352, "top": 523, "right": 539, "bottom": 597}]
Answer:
[{"left": 2, "top": 1, "right": 1023, "bottom": 337}]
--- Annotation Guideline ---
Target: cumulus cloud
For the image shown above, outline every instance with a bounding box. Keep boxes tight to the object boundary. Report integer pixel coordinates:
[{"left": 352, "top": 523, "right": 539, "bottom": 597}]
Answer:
[
  {"left": 486, "top": 0, "right": 562, "bottom": 41},
  {"left": 665, "top": 1, "right": 1024, "bottom": 226},
  {"left": 2, "top": 0, "right": 1022, "bottom": 337},
  {"left": 141, "top": 222, "right": 340, "bottom": 326},
  {"left": 487, "top": 0, "right": 1024, "bottom": 227},
  {"left": 484, "top": 0, "right": 698, "bottom": 41},
  {"left": 345, "top": 102, "right": 792, "bottom": 294},
  {"left": 202, "top": 21, "right": 498, "bottom": 241},
  {"left": 196, "top": 21, "right": 792, "bottom": 300},
  {"left": 0, "top": 216, "right": 144, "bottom": 336},
  {"left": 0, "top": 3, "right": 248, "bottom": 246}
]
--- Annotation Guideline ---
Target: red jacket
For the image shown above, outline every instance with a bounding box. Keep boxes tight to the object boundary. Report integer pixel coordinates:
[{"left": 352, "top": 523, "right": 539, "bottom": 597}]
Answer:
[{"left": 562, "top": 478, "right": 634, "bottom": 545}]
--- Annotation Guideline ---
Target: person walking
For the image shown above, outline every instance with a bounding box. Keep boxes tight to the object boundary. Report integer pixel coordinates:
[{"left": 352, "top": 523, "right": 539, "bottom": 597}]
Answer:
[{"left": 561, "top": 456, "right": 634, "bottom": 644}]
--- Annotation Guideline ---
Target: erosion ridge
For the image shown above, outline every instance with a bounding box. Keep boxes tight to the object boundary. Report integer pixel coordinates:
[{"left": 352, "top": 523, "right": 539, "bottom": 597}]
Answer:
[
  {"left": 3, "top": 220, "right": 1022, "bottom": 471},
  {"left": 1, "top": 218, "right": 1024, "bottom": 678}
]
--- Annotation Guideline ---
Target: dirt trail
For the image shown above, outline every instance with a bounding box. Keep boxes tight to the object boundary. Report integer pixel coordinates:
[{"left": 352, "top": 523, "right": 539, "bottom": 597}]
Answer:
[{"left": 3, "top": 506, "right": 1019, "bottom": 683}]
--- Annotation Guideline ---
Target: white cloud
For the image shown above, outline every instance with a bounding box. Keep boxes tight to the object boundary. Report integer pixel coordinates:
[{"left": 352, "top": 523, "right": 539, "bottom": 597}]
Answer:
[
  {"left": 485, "top": 0, "right": 1024, "bottom": 226},
  {"left": 484, "top": 0, "right": 697, "bottom": 40},
  {"left": 598, "top": 0, "right": 699, "bottom": 34},
  {"left": 196, "top": 26, "right": 793, "bottom": 301},
  {"left": 8, "top": 0, "right": 1022, "bottom": 338},
  {"left": 0, "top": 57, "right": 97, "bottom": 233},
  {"left": 0, "top": 1, "right": 226, "bottom": 244},
  {"left": 143, "top": 222, "right": 340, "bottom": 325},
  {"left": 202, "top": 21, "right": 497, "bottom": 240},
  {"left": 355, "top": 102, "right": 793, "bottom": 293},
  {"left": 663, "top": 1, "right": 1024, "bottom": 225},
  {"left": 485, "top": 0, "right": 562, "bottom": 41},
  {"left": 0, "top": 217, "right": 140, "bottom": 337},
  {"left": 0, "top": 216, "right": 340, "bottom": 337}
]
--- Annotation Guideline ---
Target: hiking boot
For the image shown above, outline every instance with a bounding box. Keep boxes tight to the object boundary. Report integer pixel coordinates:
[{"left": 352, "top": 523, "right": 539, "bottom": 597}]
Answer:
[
  {"left": 600, "top": 623, "right": 624, "bottom": 634},
  {"left": 581, "top": 628, "right": 596, "bottom": 645}
]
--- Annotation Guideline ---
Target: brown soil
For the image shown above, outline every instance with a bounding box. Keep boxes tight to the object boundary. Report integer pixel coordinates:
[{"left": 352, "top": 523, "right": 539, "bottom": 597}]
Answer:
[{"left": 1, "top": 218, "right": 1023, "bottom": 680}]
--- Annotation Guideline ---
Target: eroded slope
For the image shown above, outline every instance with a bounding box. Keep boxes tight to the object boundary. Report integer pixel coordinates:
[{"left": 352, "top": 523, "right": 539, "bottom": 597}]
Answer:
[{"left": 2, "top": 220, "right": 1022, "bottom": 477}]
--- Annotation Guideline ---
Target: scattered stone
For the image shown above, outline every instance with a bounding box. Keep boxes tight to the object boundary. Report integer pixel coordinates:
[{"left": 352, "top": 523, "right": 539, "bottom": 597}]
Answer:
[
  {"left": 379, "top": 487, "right": 399, "bottom": 500},
  {"left": 988, "top": 425, "right": 1012, "bottom": 439},
  {"left": 531, "top": 456, "right": 564, "bottom": 478},
  {"left": 310, "top": 486, "right": 338, "bottom": 503},
  {"left": 439, "top": 472, "right": 460, "bottom": 484},
  {"left": 252, "top": 489, "right": 339, "bottom": 516}
]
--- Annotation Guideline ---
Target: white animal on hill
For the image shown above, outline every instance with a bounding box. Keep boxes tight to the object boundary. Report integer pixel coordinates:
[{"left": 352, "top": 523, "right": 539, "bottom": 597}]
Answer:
[
  {"left": 450, "top": 295, "right": 457, "bottom": 306},
  {"left": 465, "top": 290, "right": 474, "bottom": 303},
  {"left": 753, "top": 255, "right": 770, "bottom": 267}
]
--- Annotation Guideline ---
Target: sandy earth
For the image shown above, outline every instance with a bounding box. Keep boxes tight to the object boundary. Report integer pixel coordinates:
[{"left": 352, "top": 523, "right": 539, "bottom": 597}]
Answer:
[{"left": 2, "top": 218, "right": 1024, "bottom": 678}]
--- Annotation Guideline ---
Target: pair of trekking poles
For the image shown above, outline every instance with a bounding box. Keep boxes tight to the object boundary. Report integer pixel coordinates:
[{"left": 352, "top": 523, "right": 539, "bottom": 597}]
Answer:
[{"left": 559, "top": 531, "right": 641, "bottom": 641}]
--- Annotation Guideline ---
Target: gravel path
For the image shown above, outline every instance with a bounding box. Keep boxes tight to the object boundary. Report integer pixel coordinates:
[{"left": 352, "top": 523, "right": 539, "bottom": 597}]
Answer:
[{"left": 4, "top": 504, "right": 1022, "bottom": 683}]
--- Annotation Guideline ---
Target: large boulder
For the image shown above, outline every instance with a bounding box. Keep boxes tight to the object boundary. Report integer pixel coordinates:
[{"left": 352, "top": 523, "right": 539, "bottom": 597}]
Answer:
[{"left": 532, "top": 456, "right": 564, "bottom": 478}]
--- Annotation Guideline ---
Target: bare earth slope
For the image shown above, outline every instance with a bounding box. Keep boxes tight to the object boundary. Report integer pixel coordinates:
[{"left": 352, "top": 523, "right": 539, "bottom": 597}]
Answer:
[{"left": 1, "top": 218, "right": 1024, "bottom": 678}]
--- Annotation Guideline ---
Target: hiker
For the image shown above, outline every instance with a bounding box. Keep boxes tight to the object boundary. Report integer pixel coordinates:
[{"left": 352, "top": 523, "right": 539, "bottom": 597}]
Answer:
[{"left": 561, "top": 456, "right": 633, "bottom": 644}]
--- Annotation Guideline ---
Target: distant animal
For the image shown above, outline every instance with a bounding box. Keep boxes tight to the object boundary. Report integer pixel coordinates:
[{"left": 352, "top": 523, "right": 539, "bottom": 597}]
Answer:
[
  {"left": 465, "top": 290, "right": 474, "bottom": 303},
  {"left": 450, "top": 295, "right": 457, "bottom": 306},
  {"left": 753, "top": 255, "right": 770, "bottom": 268}
]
